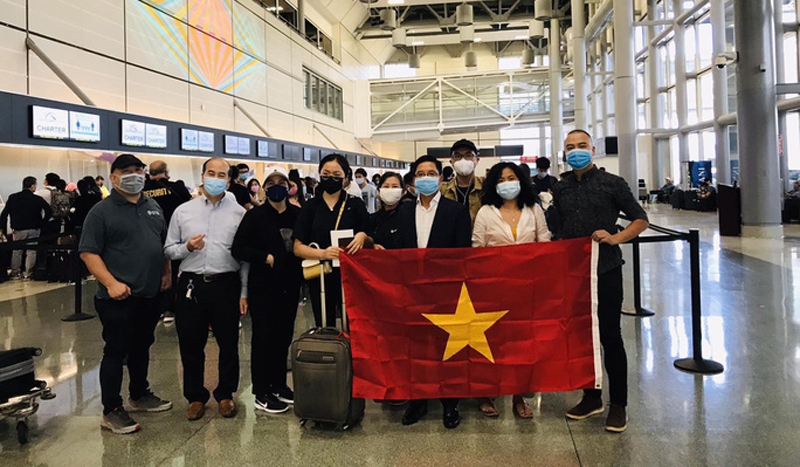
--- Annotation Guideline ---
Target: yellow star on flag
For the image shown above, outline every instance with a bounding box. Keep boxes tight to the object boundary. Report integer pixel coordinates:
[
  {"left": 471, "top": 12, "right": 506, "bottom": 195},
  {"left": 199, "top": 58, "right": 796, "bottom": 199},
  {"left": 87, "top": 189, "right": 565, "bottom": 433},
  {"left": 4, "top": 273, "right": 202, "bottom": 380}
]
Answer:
[{"left": 422, "top": 283, "right": 509, "bottom": 363}]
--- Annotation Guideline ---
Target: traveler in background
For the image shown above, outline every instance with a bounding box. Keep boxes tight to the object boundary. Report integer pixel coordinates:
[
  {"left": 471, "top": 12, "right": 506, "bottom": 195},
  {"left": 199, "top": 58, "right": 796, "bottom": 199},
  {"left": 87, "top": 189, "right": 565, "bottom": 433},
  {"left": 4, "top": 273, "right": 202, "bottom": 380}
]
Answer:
[
  {"left": 368, "top": 172, "right": 406, "bottom": 250},
  {"left": 355, "top": 168, "right": 378, "bottom": 214},
  {"left": 303, "top": 177, "right": 317, "bottom": 201},
  {"left": 402, "top": 171, "right": 417, "bottom": 204},
  {"left": 371, "top": 173, "right": 381, "bottom": 187},
  {"left": 96, "top": 175, "right": 110, "bottom": 198},
  {"left": 786, "top": 180, "right": 800, "bottom": 198},
  {"left": 519, "top": 163, "right": 532, "bottom": 180},
  {"left": 288, "top": 180, "right": 303, "bottom": 208},
  {"left": 143, "top": 160, "right": 192, "bottom": 325},
  {"left": 79, "top": 154, "right": 173, "bottom": 435},
  {"left": 442, "top": 166, "right": 455, "bottom": 183},
  {"left": 532, "top": 157, "right": 559, "bottom": 194},
  {"left": 553, "top": 130, "right": 649, "bottom": 433},
  {"left": 164, "top": 157, "right": 248, "bottom": 422},
  {"left": 0, "top": 176, "right": 52, "bottom": 280},
  {"left": 398, "top": 155, "right": 471, "bottom": 430},
  {"left": 472, "top": 162, "right": 550, "bottom": 419},
  {"left": 293, "top": 153, "right": 369, "bottom": 328},
  {"left": 35, "top": 172, "right": 60, "bottom": 204},
  {"left": 440, "top": 139, "right": 484, "bottom": 223},
  {"left": 246, "top": 178, "right": 265, "bottom": 207},
  {"left": 71, "top": 177, "right": 103, "bottom": 229},
  {"left": 228, "top": 163, "right": 253, "bottom": 209},
  {"left": 232, "top": 167, "right": 302, "bottom": 415}
]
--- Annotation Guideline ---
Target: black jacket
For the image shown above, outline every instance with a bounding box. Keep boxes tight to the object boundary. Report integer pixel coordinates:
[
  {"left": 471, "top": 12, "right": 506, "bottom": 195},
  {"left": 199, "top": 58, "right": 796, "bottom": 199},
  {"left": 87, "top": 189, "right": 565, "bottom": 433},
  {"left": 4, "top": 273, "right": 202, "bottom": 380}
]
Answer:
[
  {"left": 231, "top": 202, "right": 302, "bottom": 295},
  {"left": 143, "top": 178, "right": 191, "bottom": 224},
  {"left": 71, "top": 192, "right": 102, "bottom": 228},
  {"left": 368, "top": 207, "right": 403, "bottom": 250},
  {"left": 0, "top": 189, "right": 52, "bottom": 232},
  {"left": 399, "top": 196, "right": 472, "bottom": 249}
]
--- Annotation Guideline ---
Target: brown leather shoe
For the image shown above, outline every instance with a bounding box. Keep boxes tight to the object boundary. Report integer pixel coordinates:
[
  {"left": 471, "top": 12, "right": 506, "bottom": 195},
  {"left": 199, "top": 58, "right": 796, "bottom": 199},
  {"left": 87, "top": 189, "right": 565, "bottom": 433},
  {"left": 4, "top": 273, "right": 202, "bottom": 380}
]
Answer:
[
  {"left": 186, "top": 402, "right": 205, "bottom": 421},
  {"left": 219, "top": 399, "right": 236, "bottom": 418}
]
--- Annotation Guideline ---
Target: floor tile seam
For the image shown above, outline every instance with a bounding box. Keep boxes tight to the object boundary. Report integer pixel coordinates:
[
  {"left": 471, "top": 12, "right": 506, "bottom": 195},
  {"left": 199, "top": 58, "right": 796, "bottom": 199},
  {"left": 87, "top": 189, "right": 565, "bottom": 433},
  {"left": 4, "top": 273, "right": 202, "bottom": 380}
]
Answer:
[
  {"left": 151, "top": 412, "right": 218, "bottom": 466},
  {"left": 564, "top": 417, "right": 584, "bottom": 467}
]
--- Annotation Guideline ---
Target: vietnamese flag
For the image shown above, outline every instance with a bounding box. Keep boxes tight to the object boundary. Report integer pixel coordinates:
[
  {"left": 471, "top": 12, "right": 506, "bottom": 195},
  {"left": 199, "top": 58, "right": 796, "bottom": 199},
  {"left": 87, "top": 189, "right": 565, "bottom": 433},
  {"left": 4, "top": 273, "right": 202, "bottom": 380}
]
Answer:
[{"left": 339, "top": 237, "right": 602, "bottom": 400}]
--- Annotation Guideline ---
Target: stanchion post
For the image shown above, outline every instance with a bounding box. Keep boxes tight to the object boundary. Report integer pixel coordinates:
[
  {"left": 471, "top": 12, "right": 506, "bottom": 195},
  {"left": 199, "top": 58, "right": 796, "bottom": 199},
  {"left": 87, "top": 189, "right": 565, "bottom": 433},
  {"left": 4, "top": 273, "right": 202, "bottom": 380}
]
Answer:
[
  {"left": 62, "top": 245, "right": 94, "bottom": 322},
  {"left": 622, "top": 236, "right": 656, "bottom": 317},
  {"left": 674, "top": 229, "right": 723, "bottom": 374}
]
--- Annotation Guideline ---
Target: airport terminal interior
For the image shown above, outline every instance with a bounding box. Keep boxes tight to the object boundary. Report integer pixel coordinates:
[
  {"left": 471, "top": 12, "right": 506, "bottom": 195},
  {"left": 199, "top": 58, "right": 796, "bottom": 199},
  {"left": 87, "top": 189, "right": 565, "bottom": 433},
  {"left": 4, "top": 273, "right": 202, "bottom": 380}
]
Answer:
[{"left": 2, "top": 0, "right": 800, "bottom": 465}]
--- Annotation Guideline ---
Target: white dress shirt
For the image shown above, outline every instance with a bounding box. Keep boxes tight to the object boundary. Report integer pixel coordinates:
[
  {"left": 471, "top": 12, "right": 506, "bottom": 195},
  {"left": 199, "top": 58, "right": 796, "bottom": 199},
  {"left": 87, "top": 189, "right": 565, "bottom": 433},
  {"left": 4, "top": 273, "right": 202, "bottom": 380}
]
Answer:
[
  {"left": 472, "top": 203, "right": 551, "bottom": 247},
  {"left": 164, "top": 193, "right": 249, "bottom": 297},
  {"left": 415, "top": 191, "right": 441, "bottom": 249}
]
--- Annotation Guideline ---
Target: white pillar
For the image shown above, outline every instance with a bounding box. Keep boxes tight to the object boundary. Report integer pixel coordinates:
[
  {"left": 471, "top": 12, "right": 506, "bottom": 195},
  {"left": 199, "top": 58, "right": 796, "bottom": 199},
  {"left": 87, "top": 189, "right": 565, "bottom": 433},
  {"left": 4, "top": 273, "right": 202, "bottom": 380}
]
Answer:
[
  {"left": 550, "top": 19, "right": 564, "bottom": 158},
  {"left": 572, "top": 0, "right": 588, "bottom": 129},
  {"left": 613, "top": 0, "right": 639, "bottom": 189}
]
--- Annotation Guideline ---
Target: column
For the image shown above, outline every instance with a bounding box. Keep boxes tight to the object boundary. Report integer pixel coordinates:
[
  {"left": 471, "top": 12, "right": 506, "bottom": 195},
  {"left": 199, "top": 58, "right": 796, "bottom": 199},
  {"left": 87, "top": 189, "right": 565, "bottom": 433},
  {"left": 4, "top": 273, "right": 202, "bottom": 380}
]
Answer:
[
  {"left": 298, "top": 0, "right": 306, "bottom": 36},
  {"left": 712, "top": 0, "right": 731, "bottom": 185},
  {"left": 539, "top": 123, "right": 548, "bottom": 158},
  {"left": 672, "top": 0, "right": 689, "bottom": 188},
  {"left": 601, "top": 43, "right": 610, "bottom": 138},
  {"left": 774, "top": 0, "right": 790, "bottom": 192},
  {"left": 550, "top": 19, "right": 564, "bottom": 158},
  {"left": 571, "top": 0, "right": 588, "bottom": 129},
  {"left": 613, "top": 0, "right": 639, "bottom": 189},
  {"left": 648, "top": 0, "right": 666, "bottom": 187},
  {"left": 734, "top": 0, "right": 783, "bottom": 237}
]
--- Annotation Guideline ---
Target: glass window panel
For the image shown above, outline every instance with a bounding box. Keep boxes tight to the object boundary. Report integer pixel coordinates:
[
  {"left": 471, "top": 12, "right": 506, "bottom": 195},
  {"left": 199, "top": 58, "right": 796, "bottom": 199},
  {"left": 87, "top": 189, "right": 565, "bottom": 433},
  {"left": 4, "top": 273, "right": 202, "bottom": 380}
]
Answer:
[
  {"left": 687, "top": 78, "right": 698, "bottom": 124},
  {"left": 700, "top": 72, "right": 714, "bottom": 121},
  {"left": 684, "top": 25, "right": 697, "bottom": 72},
  {"left": 785, "top": 33, "right": 798, "bottom": 83},
  {"left": 702, "top": 131, "right": 716, "bottom": 163},
  {"left": 788, "top": 112, "right": 800, "bottom": 169},
  {"left": 312, "top": 76, "right": 320, "bottom": 112},
  {"left": 688, "top": 132, "right": 700, "bottom": 161},
  {"left": 697, "top": 22, "right": 714, "bottom": 68}
]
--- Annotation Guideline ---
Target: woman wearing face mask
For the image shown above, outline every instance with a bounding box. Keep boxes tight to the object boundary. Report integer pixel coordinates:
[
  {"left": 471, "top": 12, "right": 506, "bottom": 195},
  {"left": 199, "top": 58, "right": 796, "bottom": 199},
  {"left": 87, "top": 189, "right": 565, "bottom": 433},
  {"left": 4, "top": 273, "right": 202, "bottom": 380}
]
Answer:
[
  {"left": 246, "top": 178, "right": 264, "bottom": 207},
  {"left": 231, "top": 168, "right": 302, "bottom": 414},
  {"left": 472, "top": 162, "right": 551, "bottom": 419},
  {"left": 288, "top": 181, "right": 303, "bottom": 208},
  {"left": 368, "top": 172, "right": 406, "bottom": 250},
  {"left": 293, "top": 154, "right": 370, "bottom": 328}
]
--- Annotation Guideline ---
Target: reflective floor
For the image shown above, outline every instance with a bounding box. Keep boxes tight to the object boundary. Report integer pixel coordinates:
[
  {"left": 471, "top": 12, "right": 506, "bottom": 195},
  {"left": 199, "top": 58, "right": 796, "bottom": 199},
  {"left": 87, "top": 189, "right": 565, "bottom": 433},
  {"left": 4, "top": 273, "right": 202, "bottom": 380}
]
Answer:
[{"left": 1, "top": 204, "right": 800, "bottom": 466}]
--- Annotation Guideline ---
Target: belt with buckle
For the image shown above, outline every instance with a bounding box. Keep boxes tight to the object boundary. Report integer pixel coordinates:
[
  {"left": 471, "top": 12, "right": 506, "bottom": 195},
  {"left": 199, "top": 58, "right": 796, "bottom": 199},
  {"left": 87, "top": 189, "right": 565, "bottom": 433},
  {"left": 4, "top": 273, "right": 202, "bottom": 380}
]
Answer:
[{"left": 184, "top": 271, "right": 238, "bottom": 283}]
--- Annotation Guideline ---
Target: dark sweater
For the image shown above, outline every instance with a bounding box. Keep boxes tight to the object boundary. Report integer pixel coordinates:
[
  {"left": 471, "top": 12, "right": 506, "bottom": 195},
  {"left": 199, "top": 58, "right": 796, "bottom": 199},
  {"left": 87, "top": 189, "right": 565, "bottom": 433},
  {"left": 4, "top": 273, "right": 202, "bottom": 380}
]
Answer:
[
  {"left": 231, "top": 202, "right": 302, "bottom": 295},
  {"left": 0, "top": 189, "right": 52, "bottom": 231}
]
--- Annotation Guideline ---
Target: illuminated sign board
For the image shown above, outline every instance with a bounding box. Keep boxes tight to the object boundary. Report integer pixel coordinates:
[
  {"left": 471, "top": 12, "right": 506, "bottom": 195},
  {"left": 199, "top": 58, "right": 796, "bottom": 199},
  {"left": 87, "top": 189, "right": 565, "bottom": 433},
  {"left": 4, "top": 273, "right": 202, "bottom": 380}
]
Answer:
[
  {"left": 198, "top": 131, "right": 214, "bottom": 153},
  {"left": 121, "top": 119, "right": 146, "bottom": 146},
  {"left": 145, "top": 123, "right": 167, "bottom": 149},
  {"left": 181, "top": 129, "right": 199, "bottom": 151},
  {"left": 31, "top": 106, "right": 69, "bottom": 140},
  {"left": 69, "top": 111, "right": 101, "bottom": 142}
]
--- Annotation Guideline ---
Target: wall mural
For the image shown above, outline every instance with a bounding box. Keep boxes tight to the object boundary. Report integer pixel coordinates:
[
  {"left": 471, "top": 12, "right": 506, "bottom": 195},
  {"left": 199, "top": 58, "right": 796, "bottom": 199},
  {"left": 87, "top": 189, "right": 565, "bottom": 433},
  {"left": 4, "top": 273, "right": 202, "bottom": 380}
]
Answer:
[{"left": 132, "top": 0, "right": 265, "bottom": 96}]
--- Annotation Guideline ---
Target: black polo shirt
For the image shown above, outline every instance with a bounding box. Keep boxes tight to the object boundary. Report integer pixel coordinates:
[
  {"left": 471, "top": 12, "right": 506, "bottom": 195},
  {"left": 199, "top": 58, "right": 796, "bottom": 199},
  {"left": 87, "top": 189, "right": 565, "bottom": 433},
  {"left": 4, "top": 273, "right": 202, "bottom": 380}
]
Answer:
[
  {"left": 293, "top": 191, "right": 369, "bottom": 249},
  {"left": 553, "top": 166, "right": 648, "bottom": 274},
  {"left": 368, "top": 207, "right": 403, "bottom": 250},
  {"left": 79, "top": 189, "right": 167, "bottom": 299}
]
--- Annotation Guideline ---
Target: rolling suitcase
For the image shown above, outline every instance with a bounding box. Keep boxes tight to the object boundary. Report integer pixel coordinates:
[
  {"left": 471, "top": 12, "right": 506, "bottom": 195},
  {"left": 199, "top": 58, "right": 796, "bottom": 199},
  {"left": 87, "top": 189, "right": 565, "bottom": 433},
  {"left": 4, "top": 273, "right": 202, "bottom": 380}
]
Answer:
[
  {"left": 0, "top": 348, "right": 45, "bottom": 404},
  {"left": 291, "top": 263, "right": 365, "bottom": 430}
]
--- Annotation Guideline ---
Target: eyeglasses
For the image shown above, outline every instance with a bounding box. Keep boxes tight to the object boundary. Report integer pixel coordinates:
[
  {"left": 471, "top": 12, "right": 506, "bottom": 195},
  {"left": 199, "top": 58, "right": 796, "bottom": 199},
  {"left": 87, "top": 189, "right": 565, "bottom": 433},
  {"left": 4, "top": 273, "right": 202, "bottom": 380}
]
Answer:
[{"left": 451, "top": 151, "right": 477, "bottom": 161}]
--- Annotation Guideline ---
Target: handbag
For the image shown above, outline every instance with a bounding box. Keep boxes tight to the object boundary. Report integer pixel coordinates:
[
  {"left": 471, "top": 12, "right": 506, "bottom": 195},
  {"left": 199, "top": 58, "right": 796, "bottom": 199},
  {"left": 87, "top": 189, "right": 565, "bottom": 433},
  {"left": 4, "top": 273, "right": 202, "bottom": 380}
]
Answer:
[{"left": 301, "top": 199, "right": 347, "bottom": 280}]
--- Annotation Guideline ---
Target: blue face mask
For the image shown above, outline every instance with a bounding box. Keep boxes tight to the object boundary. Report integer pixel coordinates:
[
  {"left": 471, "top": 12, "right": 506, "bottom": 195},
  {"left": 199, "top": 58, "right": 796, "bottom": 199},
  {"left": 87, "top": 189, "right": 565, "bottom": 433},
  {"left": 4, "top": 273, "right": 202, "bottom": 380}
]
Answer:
[
  {"left": 537, "top": 171, "right": 548, "bottom": 178},
  {"left": 567, "top": 149, "right": 593, "bottom": 170},
  {"left": 415, "top": 176, "right": 440, "bottom": 196},
  {"left": 204, "top": 177, "right": 227, "bottom": 197},
  {"left": 496, "top": 181, "right": 521, "bottom": 200}
]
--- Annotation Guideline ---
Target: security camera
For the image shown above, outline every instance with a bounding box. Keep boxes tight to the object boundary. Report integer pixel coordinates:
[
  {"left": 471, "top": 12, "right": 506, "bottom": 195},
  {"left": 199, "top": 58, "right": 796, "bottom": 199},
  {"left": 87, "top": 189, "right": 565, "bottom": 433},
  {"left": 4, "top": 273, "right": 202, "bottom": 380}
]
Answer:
[{"left": 715, "top": 52, "right": 739, "bottom": 69}]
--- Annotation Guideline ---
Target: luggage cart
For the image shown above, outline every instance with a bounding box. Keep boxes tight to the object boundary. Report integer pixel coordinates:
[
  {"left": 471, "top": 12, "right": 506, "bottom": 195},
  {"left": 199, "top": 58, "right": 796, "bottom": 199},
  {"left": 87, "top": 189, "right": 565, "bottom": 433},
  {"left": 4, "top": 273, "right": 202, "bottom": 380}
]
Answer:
[{"left": 0, "top": 385, "right": 56, "bottom": 444}]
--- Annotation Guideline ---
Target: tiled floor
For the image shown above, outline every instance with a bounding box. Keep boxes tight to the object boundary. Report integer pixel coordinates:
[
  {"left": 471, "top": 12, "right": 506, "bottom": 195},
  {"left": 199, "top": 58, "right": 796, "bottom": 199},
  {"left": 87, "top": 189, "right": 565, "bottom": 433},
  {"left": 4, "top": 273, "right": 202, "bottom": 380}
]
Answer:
[{"left": 1, "top": 204, "right": 799, "bottom": 466}]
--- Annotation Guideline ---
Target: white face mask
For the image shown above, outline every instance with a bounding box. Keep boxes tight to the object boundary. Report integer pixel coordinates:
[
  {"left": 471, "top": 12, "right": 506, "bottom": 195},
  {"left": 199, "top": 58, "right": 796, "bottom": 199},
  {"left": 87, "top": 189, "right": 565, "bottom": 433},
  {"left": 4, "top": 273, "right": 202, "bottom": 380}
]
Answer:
[
  {"left": 355, "top": 176, "right": 366, "bottom": 186},
  {"left": 453, "top": 159, "right": 475, "bottom": 177},
  {"left": 379, "top": 188, "right": 403, "bottom": 206}
]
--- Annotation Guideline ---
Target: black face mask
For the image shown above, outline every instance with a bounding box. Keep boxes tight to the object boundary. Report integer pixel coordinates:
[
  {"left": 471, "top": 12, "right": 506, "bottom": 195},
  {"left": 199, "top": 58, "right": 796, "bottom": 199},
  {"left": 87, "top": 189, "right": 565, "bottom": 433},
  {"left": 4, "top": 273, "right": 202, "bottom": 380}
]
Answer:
[
  {"left": 320, "top": 176, "right": 344, "bottom": 194},
  {"left": 266, "top": 185, "right": 288, "bottom": 202}
]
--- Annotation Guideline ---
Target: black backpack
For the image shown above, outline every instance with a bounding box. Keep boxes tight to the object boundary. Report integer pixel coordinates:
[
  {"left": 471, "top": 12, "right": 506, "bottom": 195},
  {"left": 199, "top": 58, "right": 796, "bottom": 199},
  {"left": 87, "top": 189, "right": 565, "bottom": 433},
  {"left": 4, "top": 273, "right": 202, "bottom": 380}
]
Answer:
[{"left": 50, "top": 190, "right": 71, "bottom": 219}]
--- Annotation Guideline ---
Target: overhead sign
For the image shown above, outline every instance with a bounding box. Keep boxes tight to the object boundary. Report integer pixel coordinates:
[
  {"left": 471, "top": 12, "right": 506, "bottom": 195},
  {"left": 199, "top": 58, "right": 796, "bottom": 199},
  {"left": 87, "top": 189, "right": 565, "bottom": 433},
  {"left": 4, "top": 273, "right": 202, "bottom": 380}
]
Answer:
[
  {"left": 198, "top": 131, "right": 214, "bottom": 152},
  {"left": 121, "top": 119, "right": 146, "bottom": 147},
  {"left": 145, "top": 123, "right": 167, "bottom": 149},
  {"left": 237, "top": 137, "right": 250, "bottom": 155},
  {"left": 181, "top": 129, "right": 198, "bottom": 151},
  {"left": 31, "top": 106, "right": 69, "bottom": 140},
  {"left": 69, "top": 111, "right": 101, "bottom": 142}
]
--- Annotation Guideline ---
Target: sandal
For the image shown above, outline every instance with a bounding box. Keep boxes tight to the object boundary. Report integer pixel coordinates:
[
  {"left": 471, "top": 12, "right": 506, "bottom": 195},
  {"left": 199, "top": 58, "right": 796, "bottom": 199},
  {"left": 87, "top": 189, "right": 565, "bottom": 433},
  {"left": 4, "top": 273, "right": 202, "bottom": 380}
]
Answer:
[
  {"left": 477, "top": 397, "right": 499, "bottom": 417},
  {"left": 513, "top": 395, "right": 533, "bottom": 419}
]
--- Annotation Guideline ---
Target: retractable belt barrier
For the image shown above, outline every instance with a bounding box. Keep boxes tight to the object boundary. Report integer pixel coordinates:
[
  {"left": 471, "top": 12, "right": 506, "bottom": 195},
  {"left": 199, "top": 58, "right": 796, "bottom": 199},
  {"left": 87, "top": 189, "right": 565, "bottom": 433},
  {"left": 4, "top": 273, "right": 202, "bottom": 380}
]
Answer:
[
  {"left": 618, "top": 217, "right": 724, "bottom": 375},
  {"left": 0, "top": 231, "right": 93, "bottom": 323}
]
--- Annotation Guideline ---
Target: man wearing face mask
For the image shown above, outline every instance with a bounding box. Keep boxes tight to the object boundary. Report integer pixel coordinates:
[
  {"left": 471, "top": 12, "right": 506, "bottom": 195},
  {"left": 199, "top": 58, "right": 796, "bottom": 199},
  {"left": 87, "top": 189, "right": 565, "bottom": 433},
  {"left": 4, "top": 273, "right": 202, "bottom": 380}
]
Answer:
[
  {"left": 440, "top": 139, "right": 484, "bottom": 224},
  {"left": 532, "top": 157, "right": 559, "bottom": 194},
  {"left": 232, "top": 167, "right": 302, "bottom": 414},
  {"left": 164, "top": 157, "right": 249, "bottom": 422},
  {"left": 227, "top": 163, "right": 252, "bottom": 209},
  {"left": 354, "top": 168, "right": 378, "bottom": 214},
  {"left": 398, "top": 155, "right": 472, "bottom": 429},
  {"left": 79, "top": 154, "right": 173, "bottom": 435},
  {"left": 552, "top": 130, "right": 649, "bottom": 433}
]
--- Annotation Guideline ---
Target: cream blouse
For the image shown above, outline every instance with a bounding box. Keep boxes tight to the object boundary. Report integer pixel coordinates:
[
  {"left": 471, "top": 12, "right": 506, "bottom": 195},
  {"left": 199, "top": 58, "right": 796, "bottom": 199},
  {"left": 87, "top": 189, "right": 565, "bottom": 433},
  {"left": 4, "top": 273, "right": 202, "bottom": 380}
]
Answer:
[{"left": 472, "top": 204, "right": 552, "bottom": 246}]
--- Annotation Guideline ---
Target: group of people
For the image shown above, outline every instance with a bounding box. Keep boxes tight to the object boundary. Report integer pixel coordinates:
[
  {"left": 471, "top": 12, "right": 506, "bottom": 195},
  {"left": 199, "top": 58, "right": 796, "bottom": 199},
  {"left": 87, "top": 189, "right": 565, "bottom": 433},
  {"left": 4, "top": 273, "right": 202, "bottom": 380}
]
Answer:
[{"left": 72, "top": 129, "right": 648, "bottom": 437}]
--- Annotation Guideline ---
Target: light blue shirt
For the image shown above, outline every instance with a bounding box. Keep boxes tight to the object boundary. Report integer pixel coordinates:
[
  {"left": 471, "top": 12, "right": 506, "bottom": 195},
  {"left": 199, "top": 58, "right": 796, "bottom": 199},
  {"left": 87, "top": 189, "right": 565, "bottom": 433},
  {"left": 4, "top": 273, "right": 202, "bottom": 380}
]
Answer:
[{"left": 164, "top": 192, "right": 249, "bottom": 298}]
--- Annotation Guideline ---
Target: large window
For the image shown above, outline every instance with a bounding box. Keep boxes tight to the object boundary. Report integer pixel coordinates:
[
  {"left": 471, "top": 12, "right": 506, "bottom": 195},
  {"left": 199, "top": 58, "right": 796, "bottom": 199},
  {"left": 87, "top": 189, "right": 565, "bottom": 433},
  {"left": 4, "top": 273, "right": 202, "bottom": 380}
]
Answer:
[{"left": 304, "top": 69, "right": 343, "bottom": 121}]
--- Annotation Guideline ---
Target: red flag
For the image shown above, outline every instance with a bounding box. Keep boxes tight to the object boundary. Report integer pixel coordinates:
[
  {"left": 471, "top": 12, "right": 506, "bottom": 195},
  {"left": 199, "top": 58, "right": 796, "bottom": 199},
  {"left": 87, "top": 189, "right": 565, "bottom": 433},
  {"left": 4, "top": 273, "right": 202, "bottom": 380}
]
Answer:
[{"left": 340, "top": 237, "right": 601, "bottom": 400}]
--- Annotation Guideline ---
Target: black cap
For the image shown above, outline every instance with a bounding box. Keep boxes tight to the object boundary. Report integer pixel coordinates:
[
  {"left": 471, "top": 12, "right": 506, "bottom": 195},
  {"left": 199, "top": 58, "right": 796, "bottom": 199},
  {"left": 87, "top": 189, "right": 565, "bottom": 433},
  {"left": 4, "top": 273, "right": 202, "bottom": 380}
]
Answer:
[
  {"left": 450, "top": 139, "right": 478, "bottom": 154},
  {"left": 111, "top": 154, "right": 146, "bottom": 173}
]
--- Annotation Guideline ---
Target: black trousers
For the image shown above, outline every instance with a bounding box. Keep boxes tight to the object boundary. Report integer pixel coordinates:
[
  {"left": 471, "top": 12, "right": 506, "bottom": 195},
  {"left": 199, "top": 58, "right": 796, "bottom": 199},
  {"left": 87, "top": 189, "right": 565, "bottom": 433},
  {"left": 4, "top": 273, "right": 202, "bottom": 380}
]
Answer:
[
  {"left": 157, "top": 260, "right": 182, "bottom": 315},
  {"left": 174, "top": 273, "right": 241, "bottom": 403},
  {"left": 584, "top": 266, "right": 627, "bottom": 407},
  {"left": 249, "top": 285, "right": 301, "bottom": 396},
  {"left": 307, "top": 269, "right": 342, "bottom": 328},
  {"left": 95, "top": 296, "right": 160, "bottom": 414}
]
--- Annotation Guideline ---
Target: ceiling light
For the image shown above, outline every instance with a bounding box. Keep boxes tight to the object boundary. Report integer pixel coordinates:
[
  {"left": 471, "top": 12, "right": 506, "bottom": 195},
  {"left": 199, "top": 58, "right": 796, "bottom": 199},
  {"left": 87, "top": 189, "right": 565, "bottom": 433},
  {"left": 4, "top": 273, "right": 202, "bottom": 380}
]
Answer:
[
  {"left": 411, "top": 41, "right": 424, "bottom": 46},
  {"left": 388, "top": 0, "right": 404, "bottom": 4}
]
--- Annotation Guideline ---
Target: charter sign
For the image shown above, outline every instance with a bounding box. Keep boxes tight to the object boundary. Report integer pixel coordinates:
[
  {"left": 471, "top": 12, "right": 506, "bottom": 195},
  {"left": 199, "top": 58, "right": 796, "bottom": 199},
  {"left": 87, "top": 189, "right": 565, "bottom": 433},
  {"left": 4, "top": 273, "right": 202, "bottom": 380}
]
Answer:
[{"left": 32, "top": 106, "right": 68, "bottom": 140}]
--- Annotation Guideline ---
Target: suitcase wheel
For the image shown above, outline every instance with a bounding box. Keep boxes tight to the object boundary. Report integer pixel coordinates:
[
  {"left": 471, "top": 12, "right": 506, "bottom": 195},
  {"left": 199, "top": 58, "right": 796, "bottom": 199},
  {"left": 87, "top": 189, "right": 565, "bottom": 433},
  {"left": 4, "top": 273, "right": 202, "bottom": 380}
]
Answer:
[
  {"left": 299, "top": 419, "right": 308, "bottom": 427},
  {"left": 17, "top": 421, "right": 29, "bottom": 444}
]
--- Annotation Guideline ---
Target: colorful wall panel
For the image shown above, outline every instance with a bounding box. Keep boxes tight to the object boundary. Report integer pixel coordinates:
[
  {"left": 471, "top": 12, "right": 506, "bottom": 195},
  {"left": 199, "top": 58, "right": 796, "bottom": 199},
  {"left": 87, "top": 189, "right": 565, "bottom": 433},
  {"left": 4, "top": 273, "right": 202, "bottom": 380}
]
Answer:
[
  {"left": 188, "top": 0, "right": 233, "bottom": 45},
  {"left": 127, "top": 0, "right": 189, "bottom": 80},
  {"left": 189, "top": 27, "right": 234, "bottom": 92},
  {"left": 141, "top": 0, "right": 188, "bottom": 20}
]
